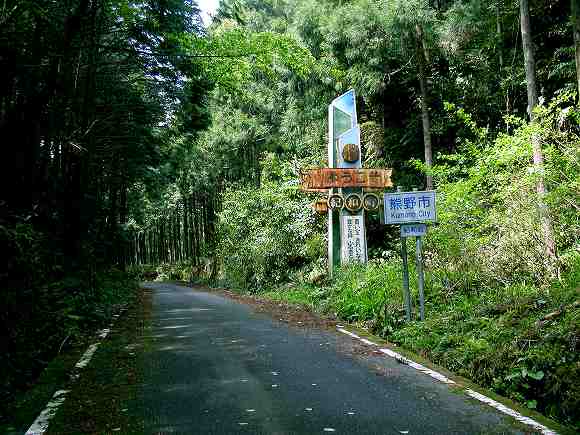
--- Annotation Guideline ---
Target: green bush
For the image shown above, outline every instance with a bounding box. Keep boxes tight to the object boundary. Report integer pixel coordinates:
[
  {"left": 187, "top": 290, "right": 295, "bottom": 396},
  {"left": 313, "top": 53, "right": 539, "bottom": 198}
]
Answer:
[
  {"left": 259, "top": 100, "right": 580, "bottom": 428},
  {"left": 1, "top": 267, "right": 139, "bottom": 418},
  {"left": 216, "top": 154, "right": 324, "bottom": 290},
  {"left": 426, "top": 97, "right": 580, "bottom": 288}
]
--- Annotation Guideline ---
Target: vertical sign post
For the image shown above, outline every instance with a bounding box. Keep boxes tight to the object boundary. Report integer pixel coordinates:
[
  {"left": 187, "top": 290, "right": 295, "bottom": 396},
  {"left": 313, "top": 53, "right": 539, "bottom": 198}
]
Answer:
[
  {"left": 328, "top": 90, "right": 367, "bottom": 276},
  {"left": 416, "top": 235, "right": 425, "bottom": 321},
  {"left": 397, "top": 187, "right": 412, "bottom": 321},
  {"left": 385, "top": 189, "right": 436, "bottom": 322}
]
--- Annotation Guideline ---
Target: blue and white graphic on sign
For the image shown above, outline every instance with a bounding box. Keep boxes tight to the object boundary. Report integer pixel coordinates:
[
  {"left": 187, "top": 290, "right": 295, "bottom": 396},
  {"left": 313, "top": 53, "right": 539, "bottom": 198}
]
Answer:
[
  {"left": 384, "top": 191, "right": 437, "bottom": 224},
  {"left": 329, "top": 89, "right": 358, "bottom": 167},
  {"left": 332, "top": 89, "right": 357, "bottom": 128},
  {"left": 401, "top": 224, "right": 427, "bottom": 237},
  {"left": 337, "top": 126, "right": 361, "bottom": 169}
]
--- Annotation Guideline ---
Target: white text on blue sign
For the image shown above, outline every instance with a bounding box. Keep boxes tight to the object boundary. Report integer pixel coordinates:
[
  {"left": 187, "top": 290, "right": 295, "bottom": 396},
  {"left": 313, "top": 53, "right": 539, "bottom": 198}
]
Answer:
[{"left": 401, "top": 224, "right": 427, "bottom": 238}]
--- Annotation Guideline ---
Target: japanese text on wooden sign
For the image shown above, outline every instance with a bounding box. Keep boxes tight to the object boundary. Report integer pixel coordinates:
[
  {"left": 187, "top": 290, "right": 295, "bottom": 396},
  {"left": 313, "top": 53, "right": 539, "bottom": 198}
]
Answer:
[
  {"left": 384, "top": 191, "right": 437, "bottom": 224},
  {"left": 300, "top": 168, "right": 393, "bottom": 191}
]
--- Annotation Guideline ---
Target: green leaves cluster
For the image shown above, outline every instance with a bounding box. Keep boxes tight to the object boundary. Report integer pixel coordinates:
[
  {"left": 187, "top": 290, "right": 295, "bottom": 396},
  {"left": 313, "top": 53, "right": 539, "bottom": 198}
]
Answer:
[
  {"left": 181, "top": 27, "right": 317, "bottom": 91},
  {"left": 216, "top": 155, "right": 322, "bottom": 290},
  {"left": 428, "top": 96, "right": 580, "bottom": 287}
]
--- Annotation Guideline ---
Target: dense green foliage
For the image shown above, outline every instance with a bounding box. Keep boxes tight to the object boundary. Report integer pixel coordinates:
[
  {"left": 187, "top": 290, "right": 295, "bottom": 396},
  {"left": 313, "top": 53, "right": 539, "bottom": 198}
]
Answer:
[
  {"left": 1, "top": 0, "right": 209, "bottom": 413},
  {"left": 3, "top": 0, "right": 579, "bottom": 429},
  {"left": 217, "top": 155, "right": 325, "bottom": 290},
  {"left": 188, "top": 0, "right": 579, "bottom": 428}
]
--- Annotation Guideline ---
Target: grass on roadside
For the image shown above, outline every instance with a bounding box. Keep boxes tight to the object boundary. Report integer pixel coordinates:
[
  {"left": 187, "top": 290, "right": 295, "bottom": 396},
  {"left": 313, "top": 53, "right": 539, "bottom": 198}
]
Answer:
[
  {"left": 1, "top": 269, "right": 141, "bottom": 432},
  {"left": 259, "top": 257, "right": 580, "bottom": 431}
]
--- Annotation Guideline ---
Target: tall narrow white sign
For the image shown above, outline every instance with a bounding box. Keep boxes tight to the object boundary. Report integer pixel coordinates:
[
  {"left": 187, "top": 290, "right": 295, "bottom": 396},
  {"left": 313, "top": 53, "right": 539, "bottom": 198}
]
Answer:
[{"left": 340, "top": 214, "right": 367, "bottom": 263}]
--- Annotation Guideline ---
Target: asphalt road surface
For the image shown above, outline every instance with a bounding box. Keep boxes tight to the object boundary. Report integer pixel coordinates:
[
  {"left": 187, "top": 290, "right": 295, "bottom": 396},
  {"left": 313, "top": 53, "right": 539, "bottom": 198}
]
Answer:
[{"left": 140, "top": 282, "right": 529, "bottom": 434}]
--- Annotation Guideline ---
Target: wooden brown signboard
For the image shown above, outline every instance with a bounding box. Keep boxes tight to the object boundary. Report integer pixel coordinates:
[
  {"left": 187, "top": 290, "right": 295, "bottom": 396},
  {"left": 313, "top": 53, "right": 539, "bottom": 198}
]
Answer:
[{"left": 300, "top": 168, "right": 393, "bottom": 191}]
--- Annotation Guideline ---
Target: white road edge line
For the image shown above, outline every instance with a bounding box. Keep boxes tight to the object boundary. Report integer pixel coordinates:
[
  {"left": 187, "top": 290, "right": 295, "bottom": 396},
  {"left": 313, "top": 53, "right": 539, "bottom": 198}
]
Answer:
[
  {"left": 336, "top": 327, "right": 557, "bottom": 435},
  {"left": 25, "top": 320, "right": 117, "bottom": 435},
  {"left": 24, "top": 390, "right": 69, "bottom": 435},
  {"left": 466, "top": 389, "right": 557, "bottom": 435}
]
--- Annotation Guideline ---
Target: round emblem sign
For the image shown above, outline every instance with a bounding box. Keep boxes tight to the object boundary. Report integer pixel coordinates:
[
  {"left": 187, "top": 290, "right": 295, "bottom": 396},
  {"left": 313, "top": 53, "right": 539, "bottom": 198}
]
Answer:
[
  {"left": 327, "top": 194, "right": 344, "bottom": 210},
  {"left": 344, "top": 193, "right": 363, "bottom": 212},
  {"left": 313, "top": 198, "right": 328, "bottom": 214},
  {"left": 342, "top": 143, "right": 360, "bottom": 163},
  {"left": 363, "top": 193, "right": 380, "bottom": 212}
]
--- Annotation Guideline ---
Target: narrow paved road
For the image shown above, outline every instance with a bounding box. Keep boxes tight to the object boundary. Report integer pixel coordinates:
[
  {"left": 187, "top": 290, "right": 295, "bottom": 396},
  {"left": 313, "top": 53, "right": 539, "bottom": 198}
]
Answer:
[{"left": 140, "top": 282, "right": 527, "bottom": 434}]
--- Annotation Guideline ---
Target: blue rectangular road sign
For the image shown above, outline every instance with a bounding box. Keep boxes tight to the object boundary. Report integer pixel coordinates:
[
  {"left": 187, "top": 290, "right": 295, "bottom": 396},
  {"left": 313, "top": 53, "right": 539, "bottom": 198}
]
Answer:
[
  {"left": 384, "top": 191, "right": 437, "bottom": 224},
  {"left": 401, "top": 223, "right": 427, "bottom": 238}
]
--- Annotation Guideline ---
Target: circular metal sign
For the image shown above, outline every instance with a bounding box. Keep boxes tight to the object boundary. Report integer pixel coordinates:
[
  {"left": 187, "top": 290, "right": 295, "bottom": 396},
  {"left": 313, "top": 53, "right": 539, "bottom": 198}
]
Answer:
[
  {"left": 363, "top": 193, "right": 380, "bottom": 212},
  {"left": 342, "top": 143, "right": 360, "bottom": 163},
  {"left": 313, "top": 198, "right": 328, "bottom": 214},
  {"left": 344, "top": 193, "right": 363, "bottom": 212},
  {"left": 327, "top": 194, "right": 344, "bottom": 210}
]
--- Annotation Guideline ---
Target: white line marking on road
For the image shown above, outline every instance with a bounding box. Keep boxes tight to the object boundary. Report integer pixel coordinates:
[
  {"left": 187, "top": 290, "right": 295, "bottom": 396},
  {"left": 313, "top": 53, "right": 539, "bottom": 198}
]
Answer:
[
  {"left": 337, "top": 328, "right": 360, "bottom": 340},
  {"left": 25, "top": 320, "right": 121, "bottom": 434},
  {"left": 157, "top": 317, "right": 194, "bottom": 321},
  {"left": 25, "top": 390, "right": 69, "bottom": 435},
  {"left": 466, "top": 389, "right": 557, "bottom": 435},
  {"left": 336, "top": 326, "right": 557, "bottom": 434},
  {"left": 378, "top": 348, "right": 455, "bottom": 385},
  {"left": 360, "top": 338, "right": 376, "bottom": 346},
  {"left": 75, "top": 343, "right": 100, "bottom": 369}
]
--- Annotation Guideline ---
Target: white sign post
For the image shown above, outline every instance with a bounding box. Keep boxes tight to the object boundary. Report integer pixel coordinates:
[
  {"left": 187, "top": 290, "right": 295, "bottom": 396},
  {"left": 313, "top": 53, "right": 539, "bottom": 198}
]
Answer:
[{"left": 328, "top": 89, "right": 367, "bottom": 275}]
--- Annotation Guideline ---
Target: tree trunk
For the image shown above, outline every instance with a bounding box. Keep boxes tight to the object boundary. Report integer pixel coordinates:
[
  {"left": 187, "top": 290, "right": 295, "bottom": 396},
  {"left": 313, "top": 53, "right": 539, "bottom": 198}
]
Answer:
[
  {"left": 496, "top": 1, "right": 504, "bottom": 70},
  {"left": 415, "top": 24, "right": 433, "bottom": 190},
  {"left": 520, "top": 0, "right": 557, "bottom": 261},
  {"left": 183, "top": 197, "right": 190, "bottom": 259},
  {"left": 573, "top": 0, "right": 580, "bottom": 100}
]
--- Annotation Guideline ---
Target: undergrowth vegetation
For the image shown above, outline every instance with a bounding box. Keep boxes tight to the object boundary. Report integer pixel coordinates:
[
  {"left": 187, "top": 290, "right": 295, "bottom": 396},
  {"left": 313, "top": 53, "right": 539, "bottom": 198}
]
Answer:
[
  {"left": 0, "top": 264, "right": 139, "bottom": 422},
  {"left": 264, "top": 257, "right": 579, "bottom": 428},
  {"left": 216, "top": 101, "right": 580, "bottom": 429}
]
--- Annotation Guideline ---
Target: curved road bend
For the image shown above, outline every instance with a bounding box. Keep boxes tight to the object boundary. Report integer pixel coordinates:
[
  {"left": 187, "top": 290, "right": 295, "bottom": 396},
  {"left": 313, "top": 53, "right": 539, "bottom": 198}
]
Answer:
[{"left": 139, "top": 282, "right": 531, "bottom": 434}]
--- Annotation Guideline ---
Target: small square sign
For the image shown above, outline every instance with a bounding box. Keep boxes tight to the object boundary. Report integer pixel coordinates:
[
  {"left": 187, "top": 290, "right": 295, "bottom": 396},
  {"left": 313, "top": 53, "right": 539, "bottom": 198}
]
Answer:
[{"left": 401, "top": 224, "right": 427, "bottom": 238}]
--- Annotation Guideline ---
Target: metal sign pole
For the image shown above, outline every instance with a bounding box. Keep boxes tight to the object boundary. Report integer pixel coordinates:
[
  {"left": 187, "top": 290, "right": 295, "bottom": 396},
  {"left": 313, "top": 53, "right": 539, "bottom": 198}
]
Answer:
[
  {"left": 397, "top": 186, "right": 412, "bottom": 322},
  {"left": 328, "top": 106, "right": 340, "bottom": 277},
  {"left": 383, "top": 187, "right": 437, "bottom": 323},
  {"left": 416, "top": 235, "right": 425, "bottom": 321},
  {"left": 401, "top": 234, "right": 412, "bottom": 322}
]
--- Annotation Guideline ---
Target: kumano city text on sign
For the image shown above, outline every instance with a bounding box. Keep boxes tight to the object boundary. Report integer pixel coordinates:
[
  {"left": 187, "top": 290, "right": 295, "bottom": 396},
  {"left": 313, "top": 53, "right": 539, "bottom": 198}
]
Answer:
[
  {"left": 384, "top": 191, "right": 437, "bottom": 224},
  {"left": 300, "top": 168, "right": 393, "bottom": 191}
]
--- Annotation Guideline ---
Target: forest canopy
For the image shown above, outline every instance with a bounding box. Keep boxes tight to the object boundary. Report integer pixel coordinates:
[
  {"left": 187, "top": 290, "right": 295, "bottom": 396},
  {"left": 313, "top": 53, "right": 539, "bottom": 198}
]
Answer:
[{"left": 1, "top": 0, "right": 579, "bottom": 429}]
